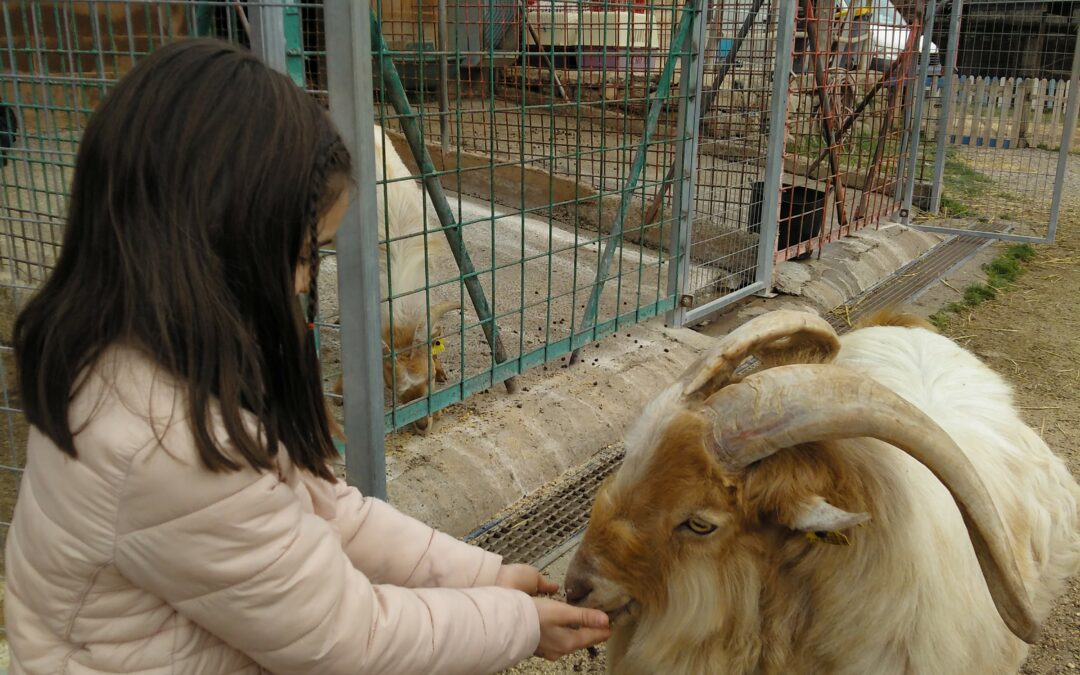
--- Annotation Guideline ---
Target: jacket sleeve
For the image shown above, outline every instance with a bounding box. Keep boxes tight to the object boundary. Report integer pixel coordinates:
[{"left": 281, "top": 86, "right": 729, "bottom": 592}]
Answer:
[
  {"left": 113, "top": 446, "right": 541, "bottom": 675},
  {"left": 320, "top": 476, "right": 504, "bottom": 588}
]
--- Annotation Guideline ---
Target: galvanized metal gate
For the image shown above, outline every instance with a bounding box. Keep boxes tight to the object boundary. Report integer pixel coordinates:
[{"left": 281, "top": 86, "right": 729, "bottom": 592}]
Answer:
[{"left": 910, "top": 0, "right": 1080, "bottom": 243}]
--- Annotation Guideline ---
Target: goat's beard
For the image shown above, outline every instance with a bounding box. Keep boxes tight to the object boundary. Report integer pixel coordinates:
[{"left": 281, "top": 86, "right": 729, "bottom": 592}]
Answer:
[{"left": 607, "top": 556, "right": 765, "bottom": 675}]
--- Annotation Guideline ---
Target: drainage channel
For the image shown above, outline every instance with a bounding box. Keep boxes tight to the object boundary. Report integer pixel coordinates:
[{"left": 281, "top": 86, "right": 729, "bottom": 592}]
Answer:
[{"left": 465, "top": 224, "right": 1006, "bottom": 567}]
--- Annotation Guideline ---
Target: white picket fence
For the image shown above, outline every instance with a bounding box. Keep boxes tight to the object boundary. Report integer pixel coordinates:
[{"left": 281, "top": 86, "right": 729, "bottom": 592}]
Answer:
[{"left": 928, "top": 75, "right": 1076, "bottom": 151}]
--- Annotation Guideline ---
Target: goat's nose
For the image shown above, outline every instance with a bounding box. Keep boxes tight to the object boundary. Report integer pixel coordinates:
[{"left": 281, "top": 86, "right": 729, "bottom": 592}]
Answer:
[
  {"left": 413, "top": 415, "right": 431, "bottom": 432},
  {"left": 564, "top": 574, "right": 594, "bottom": 606}
]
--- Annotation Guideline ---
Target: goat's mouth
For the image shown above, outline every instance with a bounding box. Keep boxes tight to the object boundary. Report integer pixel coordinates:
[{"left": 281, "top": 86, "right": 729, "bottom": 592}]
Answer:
[{"left": 604, "top": 600, "right": 639, "bottom": 627}]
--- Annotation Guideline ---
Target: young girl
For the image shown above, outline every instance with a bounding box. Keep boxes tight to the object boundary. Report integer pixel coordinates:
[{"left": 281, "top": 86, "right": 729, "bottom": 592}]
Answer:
[{"left": 4, "top": 39, "right": 609, "bottom": 674}]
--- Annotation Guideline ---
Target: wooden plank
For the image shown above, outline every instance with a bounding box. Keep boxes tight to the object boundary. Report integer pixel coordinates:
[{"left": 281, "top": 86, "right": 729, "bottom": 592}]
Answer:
[
  {"left": 971, "top": 76, "right": 987, "bottom": 146},
  {"left": 1030, "top": 78, "right": 1047, "bottom": 147},
  {"left": 947, "top": 74, "right": 961, "bottom": 144},
  {"left": 1016, "top": 78, "right": 1033, "bottom": 148},
  {"left": 995, "top": 77, "right": 1010, "bottom": 148},
  {"left": 981, "top": 77, "right": 999, "bottom": 148},
  {"left": 1050, "top": 78, "right": 1066, "bottom": 147},
  {"left": 1010, "top": 77, "right": 1026, "bottom": 149},
  {"left": 955, "top": 76, "right": 972, "bottom": 145}
]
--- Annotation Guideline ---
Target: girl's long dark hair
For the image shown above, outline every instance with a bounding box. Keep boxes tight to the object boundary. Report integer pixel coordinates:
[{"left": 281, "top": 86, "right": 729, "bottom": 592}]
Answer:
[{"left": 15, "top": 39, "right": 350, "bottom": 480}]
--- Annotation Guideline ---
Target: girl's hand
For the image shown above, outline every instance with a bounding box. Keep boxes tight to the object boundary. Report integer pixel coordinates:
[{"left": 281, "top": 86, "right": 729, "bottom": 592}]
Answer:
[
  {"left": 532, "top": 597, "right": 611, "bottom": 661},
  {"left": 495, "top": 563, "right": 559, "bottom": 596}
]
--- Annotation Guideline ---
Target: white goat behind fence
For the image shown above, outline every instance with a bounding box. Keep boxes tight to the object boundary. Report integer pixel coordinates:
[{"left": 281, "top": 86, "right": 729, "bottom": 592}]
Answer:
[{"left": 334, "top": 125, "right": 457, "bottom": 433}]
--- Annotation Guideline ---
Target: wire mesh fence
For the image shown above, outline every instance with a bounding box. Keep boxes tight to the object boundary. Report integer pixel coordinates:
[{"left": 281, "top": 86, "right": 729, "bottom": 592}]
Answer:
[
  {"left": 658, "top": 0, "right": 780, "bottom": 312},
  {"left": 914, "top": 0, "right": 1080, "bottom": 240},
  {"left": 781, "top": 0, "right": 927, "bottom": 259},
  {"left": 361, "top": 0, "right": 701, "bottom": 432}
]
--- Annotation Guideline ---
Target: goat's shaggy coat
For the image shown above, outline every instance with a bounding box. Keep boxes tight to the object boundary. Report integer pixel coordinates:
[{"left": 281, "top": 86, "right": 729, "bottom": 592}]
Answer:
[
  {"left": 335, "top": 127, "right": 457, "bottom": 428},
  {"left": 567, "top": 310, "right": 1080, "bottom": 675}
]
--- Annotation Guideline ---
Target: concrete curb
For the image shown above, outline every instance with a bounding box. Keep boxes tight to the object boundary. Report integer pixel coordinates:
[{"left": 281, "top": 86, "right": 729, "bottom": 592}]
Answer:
[
  {"left": 695, "top": 219, "right": 945, "bottom": 336},
  {"left": 383, "top": 320, "right": 717, "bottom": 537}
]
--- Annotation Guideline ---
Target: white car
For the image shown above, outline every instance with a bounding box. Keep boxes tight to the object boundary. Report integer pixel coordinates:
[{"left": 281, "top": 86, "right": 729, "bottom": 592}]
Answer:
[{"left": 834, "top": 1, "right": 940, "bottom": 73}]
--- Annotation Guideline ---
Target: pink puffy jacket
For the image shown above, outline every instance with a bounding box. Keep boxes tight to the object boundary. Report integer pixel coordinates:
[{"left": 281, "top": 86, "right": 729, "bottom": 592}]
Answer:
[{"left": 4, "top": 346, "right": 540, "bottom": 674}]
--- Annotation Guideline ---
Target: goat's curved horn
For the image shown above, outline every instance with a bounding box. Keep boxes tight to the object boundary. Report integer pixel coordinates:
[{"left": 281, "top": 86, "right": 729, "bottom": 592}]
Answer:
[
  {"left": 702, "top": 364, "right": 1039, "bottom": 644},
  {"left": 430, "top": 300, "right": 462, "bottom": 324},
  {"left": 678, "top": 310, "right": 839, "bottom": 400}
]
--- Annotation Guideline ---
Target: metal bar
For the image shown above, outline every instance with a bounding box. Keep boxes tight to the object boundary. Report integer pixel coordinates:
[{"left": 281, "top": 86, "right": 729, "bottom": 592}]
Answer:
[
  {"left": 683, "top": 280, "right": 768, "bottom": 325},
  {"left": 856, "top": 66, "right": 903, "bottom": 219},
  {"left": 805, "top": 52, "right": 910, "bottom": 177},
  {"left": 753, "top": 0, "right": 798, "bottom": 298},
  {"left": 802, "top": 0, "right": 848, "bottom": 230},
  {"left": 894, "top": 2, "right": 922, "bottom": 204},
  {"left": 643, "top": 0, "right": 767, "bottom": 227},
  {"left": 324, "top": 0, "right": 387, "bottom": 499},
  {"left": 931, "top": 0, "right": 963, "bottom": 214},
  {"left": 855, "top": 1, "right": 921, "bottom": 220},
  {"left": 437, "top": 0, "right": 449, "bottom": 154},
  {"left": 1045, "top": 17, "right": 1080, "bottom": 244},
  {"left": 666, "top": 0, "right": 711, "bottom": 327},
  {"left": 902, "top": 0, "right": 937, "bottom": 225},
  {"left": 369, "top": 11, "right": 517, "bottom": 395},
  {"left": 568, "top": 0, "right": 698, "bottom": 364},
  {"left": 908, "top": 224, "right": 1057, "bottom": 245},
  {"left": 281, "top": 1, "right": 306, "bottom": 88},
  {"left": 248, "top": 1, "right": 288, "bottom": 75}
]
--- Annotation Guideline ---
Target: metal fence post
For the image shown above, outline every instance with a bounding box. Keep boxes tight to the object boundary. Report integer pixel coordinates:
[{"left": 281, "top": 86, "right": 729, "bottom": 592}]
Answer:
[
  {"left": 894, "top": 0, "right": 925, "bottom": 204},
  {"left": 324, "top": 0, "right": 387, "bottom": 499},
  {"left": 249, "top": 1, "right": 305, "bottom": 86},
  {"left": 930, "top": 0, "right": 962, "bottom": 214},
  {"left": 754, "top": 0, "right": 796, "bottom": 294},
  {"left": 1046, "top": 19, "right": 1080, "bottom": 244},
  {"left": 901, "top": 0, "right": 937, "bottom": 225},
  {"left": 666, "top": 0, "right": 709, "bottom": 327},
  {"left": 249, "top": 1, "right": 287, "bottom": 74}
]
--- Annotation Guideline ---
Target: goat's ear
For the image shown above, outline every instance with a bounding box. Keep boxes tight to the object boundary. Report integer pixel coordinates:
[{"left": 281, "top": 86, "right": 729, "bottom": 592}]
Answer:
[
  {"left": 382, "top": 340, "right": 391, "bottom": 357},
  {"left": 783, "top": 495, "right": 870, "bottom": 541}
]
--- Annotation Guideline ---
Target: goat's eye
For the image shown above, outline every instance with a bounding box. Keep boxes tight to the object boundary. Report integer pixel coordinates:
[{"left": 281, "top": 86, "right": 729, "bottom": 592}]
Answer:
[{"left": 682, "top": 517, "right": 717, "bottom": 535}]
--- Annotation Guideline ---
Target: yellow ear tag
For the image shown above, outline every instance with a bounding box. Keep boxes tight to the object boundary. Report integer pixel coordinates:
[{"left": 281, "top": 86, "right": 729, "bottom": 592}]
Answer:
[
  {"left": 806, "top": 530, "right": 851, "bottom": 546},
  {"left": 431, "top": 339, "right": 445, "bottom": 356}
]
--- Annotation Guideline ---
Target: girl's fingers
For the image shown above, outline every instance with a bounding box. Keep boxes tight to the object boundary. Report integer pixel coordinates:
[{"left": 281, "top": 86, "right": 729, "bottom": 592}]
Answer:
[
  {"left": 567, "top": 626, "right": 611, "bottom": 648},
  {"left": 536, "top": 575, "right": 559, "bottom": 595},
  {"left": 561, "top": 606, "right": 610, "bottom": 630}
]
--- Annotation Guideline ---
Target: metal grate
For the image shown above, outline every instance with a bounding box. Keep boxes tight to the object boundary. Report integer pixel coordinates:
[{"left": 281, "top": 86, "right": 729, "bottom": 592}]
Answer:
[
  {"left": 824, "top": 220, "right": 1010, "bottom": 330},
  {"left": 465, "top": 443, "right": 625, "bottom": 564},
  {"left": 469, "top": 222, "right": 1005, "bottom": 567}
]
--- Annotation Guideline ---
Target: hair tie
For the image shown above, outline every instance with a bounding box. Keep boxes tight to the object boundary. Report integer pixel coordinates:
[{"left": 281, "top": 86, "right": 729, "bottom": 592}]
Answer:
[{"left": 307, "top": 322, "right": 316, "bottom": 332}]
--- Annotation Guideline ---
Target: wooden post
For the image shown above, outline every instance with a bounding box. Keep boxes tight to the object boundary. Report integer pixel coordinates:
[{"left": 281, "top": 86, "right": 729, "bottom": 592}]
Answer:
[
  {"left": 972, "top": 76, "right": 987, "bottom": 145},
  {"left": 956, "top": 75, "right": 972, "bottom": 144},
  {"left": 981, "top": 77, "right": 999, "bottom": 147},
  {"left": 1050, "top": 78, "right": 1066, "bottom": 145},
  {"left": 995, "top": 77, "right": 1010, "bottom": 148},
  {"left": 1018, "top": 15, "right": 1048, "bottom": 148},
  {"left": 1009, "top": 77, "right": 1024, "bottom": 148}
]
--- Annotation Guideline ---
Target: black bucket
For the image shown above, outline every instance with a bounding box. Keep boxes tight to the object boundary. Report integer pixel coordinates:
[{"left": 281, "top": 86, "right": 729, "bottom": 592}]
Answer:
[{"left": 747, "top": 180, "right": 826, "bottom": 261}]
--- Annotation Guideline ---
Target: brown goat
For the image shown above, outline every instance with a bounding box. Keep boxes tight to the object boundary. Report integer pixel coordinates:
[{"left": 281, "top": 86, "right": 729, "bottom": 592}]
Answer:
[{"left": 565, "top": 309, "right": 1080, "bottom": 674}]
